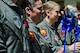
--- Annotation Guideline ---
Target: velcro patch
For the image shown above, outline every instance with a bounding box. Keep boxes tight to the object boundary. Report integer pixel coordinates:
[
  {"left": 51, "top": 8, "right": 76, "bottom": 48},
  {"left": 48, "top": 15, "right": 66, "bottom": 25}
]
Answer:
[
  {"left": 60, "top": 30, "right": 65, "bottom": 35},
  {"left": 24, "top": 20, "right": 29, "bottom": 28},
  {"left": 13, "top": 16, "right": 21, "bottom": 29},
  {"left": 40, "top": 29, "right": 46, "bottom": 37},
  {"left": 29, "top": 32, "right": 35, "bottom": 41},
  {"left": 56, "top": 35, "right": 60, "bottom": 40}
]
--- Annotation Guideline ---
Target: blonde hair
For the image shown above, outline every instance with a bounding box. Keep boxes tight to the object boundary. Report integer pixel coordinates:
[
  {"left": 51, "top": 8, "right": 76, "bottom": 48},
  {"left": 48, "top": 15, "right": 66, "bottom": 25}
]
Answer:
[
  {"left": 43, "top": 1, "right": 60, "bottom": 12},
  {"left": 64, "top": 5, "right": 76, "bottom": 10}
]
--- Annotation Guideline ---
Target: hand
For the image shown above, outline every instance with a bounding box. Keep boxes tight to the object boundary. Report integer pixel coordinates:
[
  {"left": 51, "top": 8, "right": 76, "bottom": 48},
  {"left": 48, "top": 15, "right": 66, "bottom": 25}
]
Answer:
[
  {"left": 56, "top": 48, "right": 64, "bottom": 53},
  {"left": 69, "top": 42, "right": 80, "bottom": 51}
]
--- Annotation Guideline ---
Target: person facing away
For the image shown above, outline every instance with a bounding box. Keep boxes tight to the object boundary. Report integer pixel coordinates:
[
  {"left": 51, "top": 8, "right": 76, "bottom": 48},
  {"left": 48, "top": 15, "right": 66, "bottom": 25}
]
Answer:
[
  {"left": 21, "top": 0, "right": 43, "bottom": 53},
  {"left": 57, "top": 5, "right": 80, "bottom": 53},
  {"left": 0, "top": 0, "right": 30, "bottom": 53}
]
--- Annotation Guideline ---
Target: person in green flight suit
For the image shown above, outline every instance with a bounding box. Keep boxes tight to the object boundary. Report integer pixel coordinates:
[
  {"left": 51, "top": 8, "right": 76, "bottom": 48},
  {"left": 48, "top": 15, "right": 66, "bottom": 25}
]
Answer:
[
  {"left": 37, "top": 1, "right": 80, "bottom": 53},
  {"left": 37, "top": 1, "right": 64, "bottom": 53},
  {"left": 57, "top": 5, "right": 80, "bottom": 53},
  {"left": 21, "top": 0, "right": 43, "bottom": 53},
  {"left": 0, "top": 0, "right": 30, "bottom": 53},
  {"left": 73, "top": 10, "right": 80, "bottom": 53}
]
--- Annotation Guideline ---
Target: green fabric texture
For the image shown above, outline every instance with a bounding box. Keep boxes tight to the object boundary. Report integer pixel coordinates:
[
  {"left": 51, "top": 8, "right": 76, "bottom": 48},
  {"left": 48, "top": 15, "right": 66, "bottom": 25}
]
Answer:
[{"left": 0, "top": 0, "right": 30, "bottom": 53}]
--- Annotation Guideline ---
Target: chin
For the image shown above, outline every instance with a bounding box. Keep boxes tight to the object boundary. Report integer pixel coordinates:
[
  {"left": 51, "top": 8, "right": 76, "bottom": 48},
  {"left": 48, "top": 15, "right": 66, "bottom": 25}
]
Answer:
[{"left": 55, "top": 19, "right": 58, "bottom": 22}]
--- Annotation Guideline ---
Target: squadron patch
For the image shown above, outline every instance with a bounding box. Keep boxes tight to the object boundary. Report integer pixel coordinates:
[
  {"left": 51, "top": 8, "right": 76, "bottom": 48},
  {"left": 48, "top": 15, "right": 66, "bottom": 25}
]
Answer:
[
  {"left": 24, "top": 20, "right": 29, "bottom": 28},
  {"left": 40, "top": 29, "right": 46, "bottom": 37},
  {"left": 56, "top": 35, "right": 60, "bottom": 40},
  {"left": 60, "top": 30, "right": 65, "bottom": 35},
  {"left": 13, "top": 16, "right": 21, "bottom": 29},
  {"left": 29, "top": 32, "right": 35, "bottom": 41}
]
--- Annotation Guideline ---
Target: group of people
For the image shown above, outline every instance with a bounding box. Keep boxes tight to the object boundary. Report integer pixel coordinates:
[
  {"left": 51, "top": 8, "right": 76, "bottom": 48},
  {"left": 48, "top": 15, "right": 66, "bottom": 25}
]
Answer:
[{"left": 0, "top": 0, "right": 80, "bottom": 53}]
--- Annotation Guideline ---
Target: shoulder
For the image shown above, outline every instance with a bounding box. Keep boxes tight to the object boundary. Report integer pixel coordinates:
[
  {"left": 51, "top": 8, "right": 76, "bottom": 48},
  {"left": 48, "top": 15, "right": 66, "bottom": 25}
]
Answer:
[
  {"left": 37, "top": 21, "right": 46, "bottom": 29},
  {"left": 57, "top": 23, "right": 62, "bottom": 30}
]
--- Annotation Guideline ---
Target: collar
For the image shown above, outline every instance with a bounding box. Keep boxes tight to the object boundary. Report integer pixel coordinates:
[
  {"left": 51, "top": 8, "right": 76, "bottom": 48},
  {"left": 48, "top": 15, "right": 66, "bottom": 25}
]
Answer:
[
  {"left": 26, "top": 18, "right": 37, "bottom": 27},
  {"left": 43, "top": 19, "right": 54, "bottom": 29}
]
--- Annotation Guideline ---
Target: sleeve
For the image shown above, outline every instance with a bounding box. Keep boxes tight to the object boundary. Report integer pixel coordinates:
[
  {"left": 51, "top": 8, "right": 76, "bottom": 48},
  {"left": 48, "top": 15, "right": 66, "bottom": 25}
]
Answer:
[
  {"left": 51, "top": 45, "right": 70, "bottom": 53},
  {"left": 39, "top": 37, "right": 64, "bottom": 53},
  {"left": 0, "top": 12, "right": 7, "bottom": 53},
  {"left": 0, "top": 23, "right": 7, "bottom": 53},
  {"left": 39, "top": 38, "right": 52, "bottom": 53},
  {"left": 0, "top": 27, "right": 7, "bottom": 53},
  {"left": 71, "top": 29, "right": 75, "bottom": 43},
  {"left": 28, "top": 27, "right": 42, "bottom": 53},
  {"left": 39, "top": 27, "right": 61, "bottom": 53}
]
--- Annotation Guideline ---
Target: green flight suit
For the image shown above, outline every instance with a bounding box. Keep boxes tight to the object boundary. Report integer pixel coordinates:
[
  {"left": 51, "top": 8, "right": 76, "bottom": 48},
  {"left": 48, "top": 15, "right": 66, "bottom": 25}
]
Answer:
[
  {"left": 74, "top": 20, "right": 80, "bottom": 42},
  {"left": 74, "top": 20, "right": 80, "bottom": 53},
  {"left": 37, "top": 19, "right": 70, "bottom": 53},
  {"left": 57, "top": 20, "right": 80, "bottom": 53},
  {"left": 26, "top": 18, "right": 42, "bottom": 53},
  {"left": 0, "top": 0, "right": 30, "bottom": 53},
  {"left": 57, "top": 23, "right": 74, "bottom": 45}
]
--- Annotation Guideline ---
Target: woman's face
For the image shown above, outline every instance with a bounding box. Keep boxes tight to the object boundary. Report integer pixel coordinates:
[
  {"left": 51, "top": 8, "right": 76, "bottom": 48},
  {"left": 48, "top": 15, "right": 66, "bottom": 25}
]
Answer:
[
  {"left": 49, "top": 6, "right": 60, "bottom": 22},
  {"left": 30, "top": 0, "right": 43, "bottom": 23}
]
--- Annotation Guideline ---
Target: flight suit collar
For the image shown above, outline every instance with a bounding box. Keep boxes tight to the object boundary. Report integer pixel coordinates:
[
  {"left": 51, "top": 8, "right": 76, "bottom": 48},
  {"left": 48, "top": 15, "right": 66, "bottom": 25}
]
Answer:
[
  {"left": 2, "top": 0, "right": 17, "bottom": 6},
  {"left": 27, "top": 18, "right": 40, "bottom": 33},
  {"left": 27, "top": 18, "right": 37, "bottom": 27},
  {"left": 43, "top": 19, "right": 54, "bottom": 29}
]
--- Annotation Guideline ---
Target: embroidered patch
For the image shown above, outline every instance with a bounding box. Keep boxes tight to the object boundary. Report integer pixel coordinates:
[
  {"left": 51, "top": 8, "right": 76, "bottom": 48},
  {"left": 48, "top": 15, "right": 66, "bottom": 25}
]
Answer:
[
  {"left": 56, "top": 35, "right": 60, "bottom": 40},
  {"left": 60, "top": 30, "right": 65, "bottom": 35},
  {"left": 29, "top": 32, "right": 35, "bottom": 41},
  {"left": 40, "top": 29, "right": 46, "bottom": 37},
  {"left": 13, "top": 16, "right": 21, "bottom": 29},
  {"left": 24, "top": 20, "right": 29, "bottom": 28}
]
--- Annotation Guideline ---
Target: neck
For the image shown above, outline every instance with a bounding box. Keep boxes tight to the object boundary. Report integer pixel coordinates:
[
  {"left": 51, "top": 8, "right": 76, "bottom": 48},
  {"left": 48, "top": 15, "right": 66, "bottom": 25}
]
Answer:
[
  {"left": 26, "top": 15, "right": 37, "bottom": 24},
  {"left": 45, "top": 16, "right": 55, "bottom": 26}
]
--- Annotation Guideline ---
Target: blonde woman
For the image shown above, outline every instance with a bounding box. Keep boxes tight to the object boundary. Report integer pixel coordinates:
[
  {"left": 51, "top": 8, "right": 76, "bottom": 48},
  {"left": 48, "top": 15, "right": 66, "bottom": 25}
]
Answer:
[
  {"left": 37, "top": 1, "right": 80, "bottom": 53},
  {"left": 37, "top": 1, "right": 63, "bottom": 53}
]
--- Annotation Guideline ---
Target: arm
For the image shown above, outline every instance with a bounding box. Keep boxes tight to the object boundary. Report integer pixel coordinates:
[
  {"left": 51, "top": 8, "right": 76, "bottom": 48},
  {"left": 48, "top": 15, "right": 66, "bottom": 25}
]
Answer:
[
  {"left": 0, "top": 23, "right": 7, "bottom": 53},
  {"left": 0, "top": 10, "right": 7, "bottom": 53},
  {"left": 56, "top": 42, "right": 80, "bottom": 53}
]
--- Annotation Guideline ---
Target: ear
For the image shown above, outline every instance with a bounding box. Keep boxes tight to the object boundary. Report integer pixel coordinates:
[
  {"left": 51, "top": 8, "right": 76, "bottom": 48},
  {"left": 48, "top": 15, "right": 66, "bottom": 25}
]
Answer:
[
  {"left": 25, "top": 7, "right": 32, "bottom": 15},
  {"left": 46, "top": 10, "right": 50, "bottom": 16}
]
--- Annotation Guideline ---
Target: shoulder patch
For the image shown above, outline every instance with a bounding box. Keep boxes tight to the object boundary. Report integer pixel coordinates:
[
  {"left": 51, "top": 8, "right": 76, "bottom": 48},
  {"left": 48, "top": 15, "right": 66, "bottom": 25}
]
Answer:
[
  {"left": 29, "top": 32, "right": 35, "bottom": 41},
  {"left": 13, "top": 16, "right": 21, "bottom": 29},
  {"left": 60, "top": 30, "right": 66, "bottom": 35},
  {"left": 40, "top": 29, "right": 46, "bottom": 37},
  {"left": 56, "top": 35, "right": 60, "bottom": 40},
  {"left": 24, "top": 20, "right": 29, "bottom": 28}
]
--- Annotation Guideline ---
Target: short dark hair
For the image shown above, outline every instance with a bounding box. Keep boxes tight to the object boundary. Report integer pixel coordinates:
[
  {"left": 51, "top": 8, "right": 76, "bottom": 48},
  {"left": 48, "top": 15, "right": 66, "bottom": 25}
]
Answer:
[{"left": 21, "top": 0, "right": 39, "bottom": 9}]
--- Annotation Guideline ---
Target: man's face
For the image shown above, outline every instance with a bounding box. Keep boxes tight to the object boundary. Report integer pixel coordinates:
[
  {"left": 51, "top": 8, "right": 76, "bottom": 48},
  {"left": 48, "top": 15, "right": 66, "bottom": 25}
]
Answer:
[{"left": 30, "top": 0, "right": 43, "bottom": 23}]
